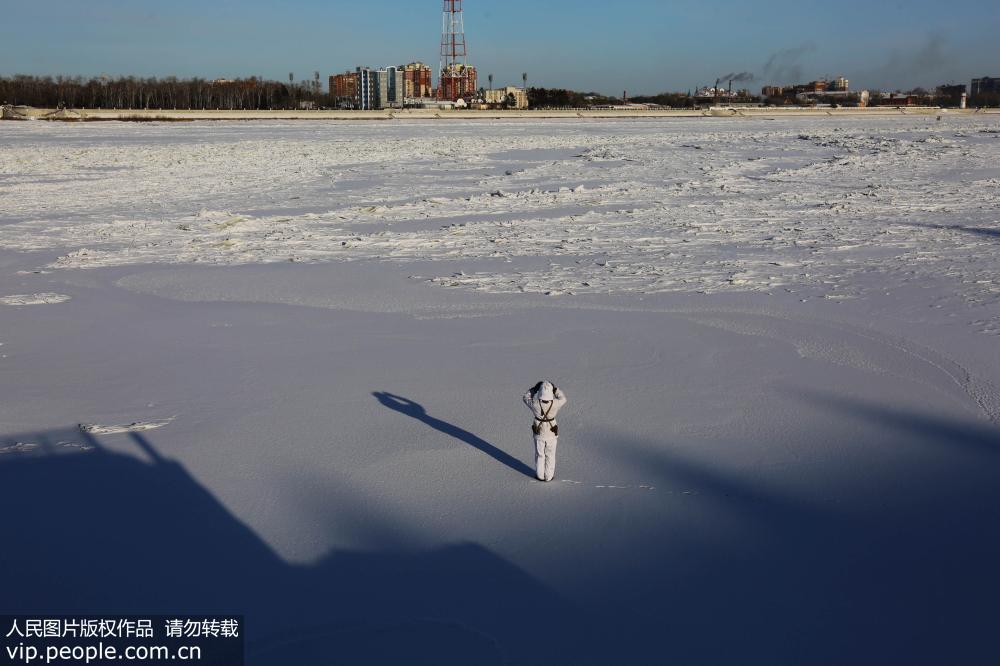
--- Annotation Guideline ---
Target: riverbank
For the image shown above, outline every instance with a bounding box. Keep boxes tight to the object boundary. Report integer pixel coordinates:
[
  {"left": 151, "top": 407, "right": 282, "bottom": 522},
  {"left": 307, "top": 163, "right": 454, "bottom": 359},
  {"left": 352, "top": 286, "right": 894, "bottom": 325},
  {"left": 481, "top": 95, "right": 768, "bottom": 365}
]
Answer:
[{"left": 4, "top": 104, "right": 997, "bottom": 121}]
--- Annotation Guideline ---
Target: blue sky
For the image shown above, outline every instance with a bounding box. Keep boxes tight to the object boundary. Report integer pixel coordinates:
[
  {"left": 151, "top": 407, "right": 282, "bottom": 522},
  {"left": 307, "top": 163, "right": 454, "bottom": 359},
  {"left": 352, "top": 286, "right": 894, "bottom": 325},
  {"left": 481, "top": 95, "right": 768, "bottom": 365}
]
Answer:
[{"left": 1, "top": 0, "right": 997, "bottom": 93}]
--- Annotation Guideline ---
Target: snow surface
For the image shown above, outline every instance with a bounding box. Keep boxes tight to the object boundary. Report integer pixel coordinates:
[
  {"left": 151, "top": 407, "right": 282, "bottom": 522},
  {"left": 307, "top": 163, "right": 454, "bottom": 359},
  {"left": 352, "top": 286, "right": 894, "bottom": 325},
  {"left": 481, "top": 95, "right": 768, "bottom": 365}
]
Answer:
[
  {"left": 1, "top": 117, "right": 999, "bottom": 665},
  {"left": 0, "top": 292, "right": 70, "bottom": 305}
]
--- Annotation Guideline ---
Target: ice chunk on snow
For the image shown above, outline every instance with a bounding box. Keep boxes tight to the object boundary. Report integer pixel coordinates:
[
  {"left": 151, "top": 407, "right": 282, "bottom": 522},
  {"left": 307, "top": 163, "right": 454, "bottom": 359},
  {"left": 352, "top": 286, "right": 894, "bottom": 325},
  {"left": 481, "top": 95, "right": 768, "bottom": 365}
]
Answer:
[{"left": 1, "top": 293, "right": 71, "bottom": 306}]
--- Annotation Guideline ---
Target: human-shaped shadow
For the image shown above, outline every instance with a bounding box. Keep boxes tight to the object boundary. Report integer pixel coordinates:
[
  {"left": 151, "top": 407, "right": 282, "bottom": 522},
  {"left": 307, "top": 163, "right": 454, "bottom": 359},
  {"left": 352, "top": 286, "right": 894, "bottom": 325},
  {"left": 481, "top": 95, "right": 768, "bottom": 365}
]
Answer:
[{"left": 373, "top": 391, "right": 535, "bottom": 478}]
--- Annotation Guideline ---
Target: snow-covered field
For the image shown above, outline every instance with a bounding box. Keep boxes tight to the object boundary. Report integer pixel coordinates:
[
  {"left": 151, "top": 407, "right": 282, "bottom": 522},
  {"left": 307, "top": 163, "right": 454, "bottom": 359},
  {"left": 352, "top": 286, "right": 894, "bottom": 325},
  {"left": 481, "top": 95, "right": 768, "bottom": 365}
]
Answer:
[{"left": 1, "top": 118, "right": 999, "bottom": 664}]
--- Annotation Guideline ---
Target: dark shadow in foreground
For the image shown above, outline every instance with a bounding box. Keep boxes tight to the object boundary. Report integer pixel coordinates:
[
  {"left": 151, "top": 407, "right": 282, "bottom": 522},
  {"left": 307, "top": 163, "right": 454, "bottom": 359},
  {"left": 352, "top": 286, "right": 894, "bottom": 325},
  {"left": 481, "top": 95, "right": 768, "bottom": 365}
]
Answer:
[
  {"left": 596, "top": 389, "right": 1000, "bottom": 666},
  {"left": 373, "top": 391, "right": 535, "bottom": 478},
  {"left": 0, "top": 428, "right": 592, "bottom": 666},
  {"left": 4, "top": 390, "right": 998, "bottom": 665}
]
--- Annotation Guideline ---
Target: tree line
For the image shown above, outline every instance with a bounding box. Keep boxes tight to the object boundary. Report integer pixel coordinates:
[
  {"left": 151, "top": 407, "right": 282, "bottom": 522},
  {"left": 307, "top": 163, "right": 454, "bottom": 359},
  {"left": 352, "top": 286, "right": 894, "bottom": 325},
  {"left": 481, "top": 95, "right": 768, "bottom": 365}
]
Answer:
[
  {"left": 6, "top": 75, "right": 995, "bottom": 110},
  {"left": 526, "top": 88, "right": 699, "bottom": 109},
  {"left": 526, "top": 88, "right": 623, "bottom": 109},
  {"left": 0, "top": 75, "right": 331, "bottom": 110}
]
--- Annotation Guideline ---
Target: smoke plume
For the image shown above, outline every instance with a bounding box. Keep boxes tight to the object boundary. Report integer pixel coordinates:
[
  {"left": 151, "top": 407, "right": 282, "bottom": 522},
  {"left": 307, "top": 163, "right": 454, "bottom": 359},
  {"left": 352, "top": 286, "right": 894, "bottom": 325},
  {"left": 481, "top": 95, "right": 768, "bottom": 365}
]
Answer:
[
  {"left": 762, "top": 42, "right": 817, "bottom": 84},
  {"left": 873, "top": 31, "right": 951, "bottom": 89},
  {"left": 719, "top": 72, "right": 755, "bottom": 83}
]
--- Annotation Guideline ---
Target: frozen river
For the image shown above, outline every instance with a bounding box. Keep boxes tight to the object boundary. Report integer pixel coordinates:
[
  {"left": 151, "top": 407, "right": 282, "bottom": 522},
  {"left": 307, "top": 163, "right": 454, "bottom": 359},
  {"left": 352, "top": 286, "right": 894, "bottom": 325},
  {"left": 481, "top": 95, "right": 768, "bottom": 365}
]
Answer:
[
  {"left": 1, "top": 117, "right": 999, "bottom": 664},
  {"left": 2, "top": 117, "right": 1000, "bottom": 318}
]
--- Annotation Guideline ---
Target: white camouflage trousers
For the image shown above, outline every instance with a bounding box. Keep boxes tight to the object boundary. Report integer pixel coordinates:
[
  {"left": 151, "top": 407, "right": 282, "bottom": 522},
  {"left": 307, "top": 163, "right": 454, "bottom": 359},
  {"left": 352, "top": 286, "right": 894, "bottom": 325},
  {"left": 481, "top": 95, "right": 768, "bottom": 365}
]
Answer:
[{"left": 534, "top": 436, "right": 558, "bottom": 482}]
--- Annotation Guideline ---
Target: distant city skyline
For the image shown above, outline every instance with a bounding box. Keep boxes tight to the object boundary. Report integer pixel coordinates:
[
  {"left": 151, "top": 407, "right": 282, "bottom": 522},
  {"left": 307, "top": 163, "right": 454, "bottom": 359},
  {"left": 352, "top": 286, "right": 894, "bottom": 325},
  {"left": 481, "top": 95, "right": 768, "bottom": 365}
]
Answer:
[{"left": 2, "top": 0, "right": 998, "bottom": 94}]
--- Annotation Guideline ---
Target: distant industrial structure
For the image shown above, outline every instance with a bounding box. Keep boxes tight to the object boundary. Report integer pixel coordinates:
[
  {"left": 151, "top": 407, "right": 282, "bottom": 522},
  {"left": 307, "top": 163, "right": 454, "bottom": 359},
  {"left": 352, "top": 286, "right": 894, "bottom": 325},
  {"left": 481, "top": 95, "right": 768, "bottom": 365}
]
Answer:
[
  {"left": 759, "top": 77, "right": 868, "bottom": 106},
  {"left": 693, "top": 85, "right": 754, "bottom": 104},
  {"left": 762, "top": 77, "right": 848, "bottom": 97}
]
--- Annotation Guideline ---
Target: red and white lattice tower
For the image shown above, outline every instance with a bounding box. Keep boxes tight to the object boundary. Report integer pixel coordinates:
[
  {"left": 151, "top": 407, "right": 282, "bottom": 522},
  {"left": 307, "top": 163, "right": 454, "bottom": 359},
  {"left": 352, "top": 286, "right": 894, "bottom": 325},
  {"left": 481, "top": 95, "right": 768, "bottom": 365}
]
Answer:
[{"left": 439, "top": 0, "right": 468, "bottom": 101}]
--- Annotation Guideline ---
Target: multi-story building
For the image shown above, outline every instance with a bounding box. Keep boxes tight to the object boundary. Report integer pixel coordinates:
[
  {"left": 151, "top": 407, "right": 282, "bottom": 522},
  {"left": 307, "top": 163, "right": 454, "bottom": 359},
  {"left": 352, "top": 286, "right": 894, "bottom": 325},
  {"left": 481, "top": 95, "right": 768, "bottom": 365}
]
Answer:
[
  {"left": 330, "top": 72, "right": 358, "bottom": 108},
  {"left": 764, "top": 80, "right": 833, "bottom": 97},
  {"left": 794, "top": 80, "right": 828, "bottom": 94},
  {"left": 464, "top": 66, "right": 478, "bottom": 100},
  {"left": 355, "top": 67, "right": 376, "bottom": 110},
  {"left": 876, "top": 93, "right": 922, "bottom": 107},
  {"left": 329, "top": 67, "right": 409, "bottom": 109},
  {"left": 484, "top": 86, "right": 528, "bottom": 109},
  {"left": 403, "top": 63, "right": 434, "bottom": 98},
  {"left": 439, "top": 64, "right": 478, "bottom": 102},
  {"left": 374, "top": 66, "right": 405, "bottom": 109},
  {"left": 797, "top": 89, "right": 870, "bottom": 107},
  {"left": 971, "top": 77, "right": 1000, "bottom": 101}
]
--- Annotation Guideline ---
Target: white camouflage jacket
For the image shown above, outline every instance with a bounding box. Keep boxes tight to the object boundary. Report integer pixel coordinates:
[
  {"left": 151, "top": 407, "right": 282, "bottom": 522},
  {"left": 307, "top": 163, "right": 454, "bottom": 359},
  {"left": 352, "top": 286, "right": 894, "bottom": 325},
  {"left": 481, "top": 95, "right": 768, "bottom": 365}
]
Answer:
[{"left": 522, "top": 387, "right": 568, "bottom": 438}]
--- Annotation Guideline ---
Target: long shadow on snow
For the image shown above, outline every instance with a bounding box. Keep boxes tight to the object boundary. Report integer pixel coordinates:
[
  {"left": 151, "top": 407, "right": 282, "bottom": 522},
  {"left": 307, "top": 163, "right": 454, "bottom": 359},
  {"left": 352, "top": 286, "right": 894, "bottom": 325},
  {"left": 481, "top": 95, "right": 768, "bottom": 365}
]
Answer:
[
  {"left": 594, "top": 392, "right": 1000, "bottom": 665},
  {"left": 897, "top": 220, "right": 1000, "bottom": 240},
  {"left": 792, "top": 387, "right": 1000, "bottom": 454},
  {"left": 7, "top": 394, "right": 995, "bottom": 665},
  {"left": 373, "top": 391, "right": 536, "bottom": 478},
  {"left": 0, "top": 428, "right": 596, "bottom": 666}
]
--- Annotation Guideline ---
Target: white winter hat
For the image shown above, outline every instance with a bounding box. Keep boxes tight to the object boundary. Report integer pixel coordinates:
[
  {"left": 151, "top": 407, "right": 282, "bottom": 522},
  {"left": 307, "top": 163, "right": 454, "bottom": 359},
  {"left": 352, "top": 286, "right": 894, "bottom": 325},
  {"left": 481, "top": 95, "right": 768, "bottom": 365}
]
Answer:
[{"left": 538, "top": 382, "right": 555, "bottom": 401}]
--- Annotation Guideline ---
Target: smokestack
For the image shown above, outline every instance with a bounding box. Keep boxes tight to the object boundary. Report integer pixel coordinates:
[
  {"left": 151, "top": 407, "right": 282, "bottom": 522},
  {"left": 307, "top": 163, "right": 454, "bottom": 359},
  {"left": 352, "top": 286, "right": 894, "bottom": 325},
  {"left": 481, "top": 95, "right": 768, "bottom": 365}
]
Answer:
[
  {"left": 729, "top": 79, "right": 733, "bottom": 97},
  {"left": 715, "top": 78, "right": 720, "bottom": 105}
]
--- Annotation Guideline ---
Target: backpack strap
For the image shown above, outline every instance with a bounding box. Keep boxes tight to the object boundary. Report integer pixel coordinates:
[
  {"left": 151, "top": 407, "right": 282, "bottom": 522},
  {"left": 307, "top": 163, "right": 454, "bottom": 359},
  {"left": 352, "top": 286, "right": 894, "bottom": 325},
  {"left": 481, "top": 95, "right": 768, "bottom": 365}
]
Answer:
[{"left": 534, "top": 399, "right": 555, "bottom": 424}]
